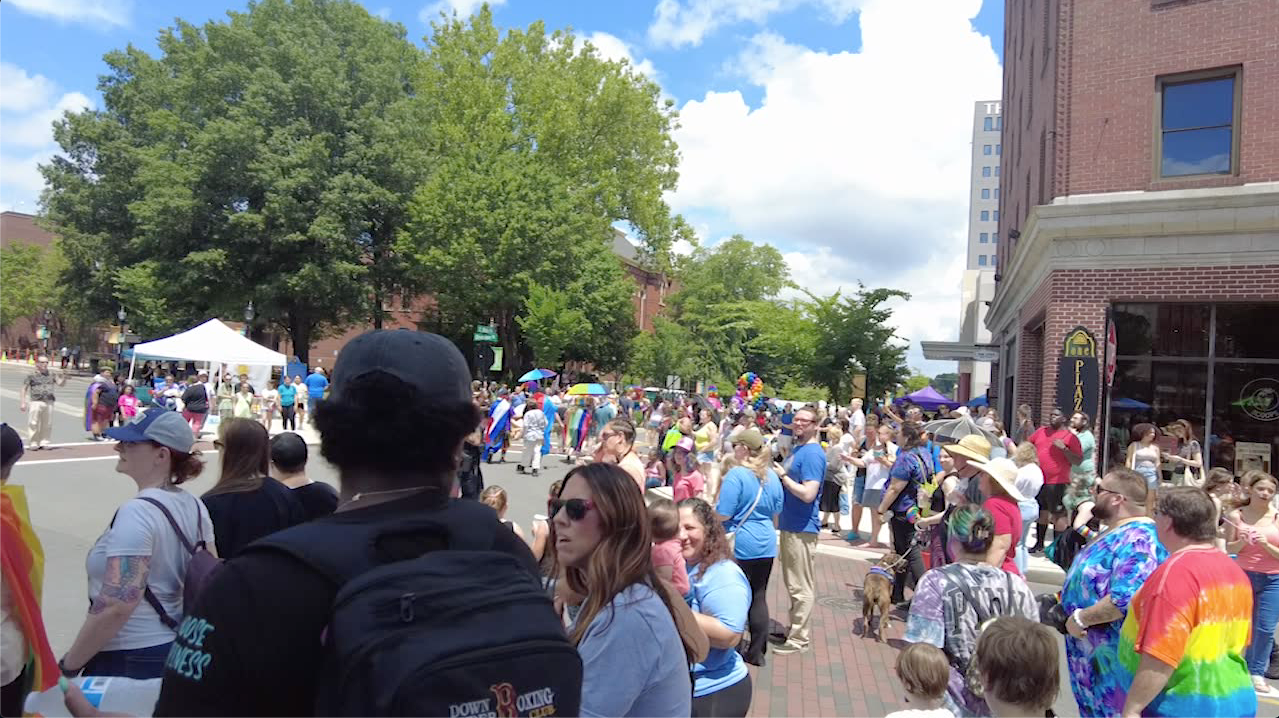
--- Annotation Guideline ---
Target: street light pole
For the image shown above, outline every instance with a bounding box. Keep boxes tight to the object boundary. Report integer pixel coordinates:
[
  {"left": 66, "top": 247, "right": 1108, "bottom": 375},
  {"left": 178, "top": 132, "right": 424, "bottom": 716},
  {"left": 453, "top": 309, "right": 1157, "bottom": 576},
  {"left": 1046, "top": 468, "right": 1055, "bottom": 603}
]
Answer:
[
  {"left": 243, "top": 301, "right": 255, "bottom": 338},
  {"left": 117, "top": 307, "right": 127, "bottom": 369}
]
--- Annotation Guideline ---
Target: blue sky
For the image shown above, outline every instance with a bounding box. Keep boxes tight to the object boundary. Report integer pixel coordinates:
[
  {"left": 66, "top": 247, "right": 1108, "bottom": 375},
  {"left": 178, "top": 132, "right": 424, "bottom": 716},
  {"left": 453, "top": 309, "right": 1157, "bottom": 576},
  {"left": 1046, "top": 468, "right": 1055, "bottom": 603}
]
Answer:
[{"left": 1, "top": 0, "right": 1006, "bottom": 376}]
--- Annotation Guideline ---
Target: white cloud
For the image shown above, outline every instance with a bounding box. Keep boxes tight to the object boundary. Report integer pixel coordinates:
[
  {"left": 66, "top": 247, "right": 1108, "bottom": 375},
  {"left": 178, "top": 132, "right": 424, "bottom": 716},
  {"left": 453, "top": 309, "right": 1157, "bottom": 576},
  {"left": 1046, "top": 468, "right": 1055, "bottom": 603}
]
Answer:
[
  {"left": 585, "top": 32, "right": 659, "bottom": 81},
  {"left": 649, "top": 0, "right": 864, "bottom": 48},
  {"left": 0, "top": 63, "right": 94, "bottom": 212},
  {"left": 670, "top": 0, "right": 1000, "bottom": 374},
  {"left": 373, "top": 6, "right": 392, "bottom": 20},
  {"left": 6, "top": 0, "right": 131, "bottom": 27},
  {"left": 419, "top": 0, "right": 505, "bottom": 25}
]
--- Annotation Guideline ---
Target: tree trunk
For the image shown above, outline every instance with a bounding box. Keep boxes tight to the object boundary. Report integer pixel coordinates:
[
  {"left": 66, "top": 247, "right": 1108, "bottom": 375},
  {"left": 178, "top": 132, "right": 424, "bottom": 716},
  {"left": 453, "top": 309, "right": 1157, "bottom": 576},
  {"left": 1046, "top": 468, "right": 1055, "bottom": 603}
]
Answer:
[{"left": 289, "top": 311, "right": 312, "bottom": 367}]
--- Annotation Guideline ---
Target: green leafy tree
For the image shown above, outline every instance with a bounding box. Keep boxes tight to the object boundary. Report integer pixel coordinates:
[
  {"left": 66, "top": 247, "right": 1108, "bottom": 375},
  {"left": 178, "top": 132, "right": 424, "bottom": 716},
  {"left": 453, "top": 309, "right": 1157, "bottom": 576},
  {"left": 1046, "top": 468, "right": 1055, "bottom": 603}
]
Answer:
[
  {"left": 627, "top": 318, "right": 703, "bottom": 388},
  {"left": 932, "top": 372, "right": 959, "bottom": 397},
  {"left": 903, "top": 373, "right": 932, "bottom": 393},
  {"left": 807, "top": 286, "right": 911, "bottom": 402},
  {"left": 41, "top": 0, "right": 423, "bottom": 360},
  {"left": 400, "top": 9, "right": 682, "bottom": 373},
  {"left": 516, "top": 283, "right": 590, "bottom": 369},
  {"left": 0, "top": 243, "right": 63, "bottom": 331}
]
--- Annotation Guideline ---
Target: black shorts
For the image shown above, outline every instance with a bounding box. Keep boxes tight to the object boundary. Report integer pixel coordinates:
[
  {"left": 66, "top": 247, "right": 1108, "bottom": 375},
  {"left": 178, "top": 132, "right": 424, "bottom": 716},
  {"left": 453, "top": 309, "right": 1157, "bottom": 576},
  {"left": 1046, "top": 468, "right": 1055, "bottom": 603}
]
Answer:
[
  {"left": 820, "top": 481, "right": 843, "bottom": 513},
  {"left": 1037, "top": 483, "right": 1067, "bottom": 514}
]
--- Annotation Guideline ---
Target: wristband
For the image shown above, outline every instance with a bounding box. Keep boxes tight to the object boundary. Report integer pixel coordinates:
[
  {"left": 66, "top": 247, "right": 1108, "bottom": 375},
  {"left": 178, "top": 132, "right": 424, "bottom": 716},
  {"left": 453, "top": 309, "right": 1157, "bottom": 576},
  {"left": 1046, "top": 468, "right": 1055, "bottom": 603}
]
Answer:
[
  {"left": 1077, "top": 525, "right": 1096, "bottom": 541},
  {"left": 1071, "top": 609, "right": 1088, "bottom": 630},
  {"left": 58, "top": 657, "right": 82, "bottom": 678}
]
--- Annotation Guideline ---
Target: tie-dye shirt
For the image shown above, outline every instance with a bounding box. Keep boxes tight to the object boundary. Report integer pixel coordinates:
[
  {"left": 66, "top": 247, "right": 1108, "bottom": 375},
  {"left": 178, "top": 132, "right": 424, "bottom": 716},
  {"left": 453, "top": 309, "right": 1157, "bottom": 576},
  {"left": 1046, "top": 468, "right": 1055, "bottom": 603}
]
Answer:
[
  {"left": 1061, "top": 519, "right": 1166, "bottom": 718},
  {"left": 1117, "top": 547, "right": 1256, "bottom": 717}
]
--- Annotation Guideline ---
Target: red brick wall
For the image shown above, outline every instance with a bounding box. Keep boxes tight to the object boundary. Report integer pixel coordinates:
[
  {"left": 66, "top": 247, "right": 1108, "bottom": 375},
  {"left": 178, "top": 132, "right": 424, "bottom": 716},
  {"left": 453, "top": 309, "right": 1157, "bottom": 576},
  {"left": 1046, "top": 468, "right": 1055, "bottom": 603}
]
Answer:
[
  {"left": 999, "top": 0, "right": 1279, "bottom": 268},
  {"left": 1021, "top": 264, "right": 1279, "bottom": 423}
]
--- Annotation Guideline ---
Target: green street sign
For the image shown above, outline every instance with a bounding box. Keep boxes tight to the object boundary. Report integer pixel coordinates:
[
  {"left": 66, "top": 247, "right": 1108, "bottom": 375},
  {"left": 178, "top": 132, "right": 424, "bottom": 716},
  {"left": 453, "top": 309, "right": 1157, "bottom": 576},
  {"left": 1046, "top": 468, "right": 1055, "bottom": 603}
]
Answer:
[{"left": 473, "top": 325, "right": 497, "bottom": 343}]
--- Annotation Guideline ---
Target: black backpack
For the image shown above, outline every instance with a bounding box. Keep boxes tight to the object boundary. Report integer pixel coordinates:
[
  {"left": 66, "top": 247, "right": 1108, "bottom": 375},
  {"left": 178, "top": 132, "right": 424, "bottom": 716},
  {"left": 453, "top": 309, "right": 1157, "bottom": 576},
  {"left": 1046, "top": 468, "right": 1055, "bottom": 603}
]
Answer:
[{"left": 248, "top": 500, "right": 582, "bottom": 716}]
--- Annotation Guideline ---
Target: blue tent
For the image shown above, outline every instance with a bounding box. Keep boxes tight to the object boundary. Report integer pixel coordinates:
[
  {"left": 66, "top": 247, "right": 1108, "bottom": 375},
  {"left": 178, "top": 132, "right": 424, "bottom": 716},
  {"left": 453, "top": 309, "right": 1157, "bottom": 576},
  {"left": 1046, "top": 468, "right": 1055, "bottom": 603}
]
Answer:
[
  {"left": 967, "top": 393, "right": 989, "bottom": 408},
  {"left": 1111, "top": 397, "right": 1151, "bottom": 410}
]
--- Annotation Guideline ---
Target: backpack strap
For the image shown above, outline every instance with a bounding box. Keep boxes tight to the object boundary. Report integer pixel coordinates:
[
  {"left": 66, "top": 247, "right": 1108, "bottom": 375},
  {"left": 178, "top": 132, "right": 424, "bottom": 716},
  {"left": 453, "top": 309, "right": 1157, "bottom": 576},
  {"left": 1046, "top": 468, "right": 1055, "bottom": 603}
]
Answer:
[
  {"left": 246, "top": 497, "right": 501, "bottom": 588},
  {"left": 109, "top": 497, "right": 198, "bottom": 630}
]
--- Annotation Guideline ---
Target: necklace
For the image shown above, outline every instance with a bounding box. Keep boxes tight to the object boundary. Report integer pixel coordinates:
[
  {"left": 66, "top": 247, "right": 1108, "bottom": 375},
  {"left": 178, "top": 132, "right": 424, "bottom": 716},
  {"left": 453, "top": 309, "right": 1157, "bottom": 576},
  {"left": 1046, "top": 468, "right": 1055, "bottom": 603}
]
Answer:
[{"left": 337, "top": 486, "right": 435, "bottom": 512}]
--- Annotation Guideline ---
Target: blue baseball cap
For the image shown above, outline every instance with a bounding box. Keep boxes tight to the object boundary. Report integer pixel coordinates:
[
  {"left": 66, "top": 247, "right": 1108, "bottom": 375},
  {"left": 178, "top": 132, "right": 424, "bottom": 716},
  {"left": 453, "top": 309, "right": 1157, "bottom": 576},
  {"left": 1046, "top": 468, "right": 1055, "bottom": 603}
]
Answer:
[{"left": 105, "top": 410, "right": 195, "bottom": 453}]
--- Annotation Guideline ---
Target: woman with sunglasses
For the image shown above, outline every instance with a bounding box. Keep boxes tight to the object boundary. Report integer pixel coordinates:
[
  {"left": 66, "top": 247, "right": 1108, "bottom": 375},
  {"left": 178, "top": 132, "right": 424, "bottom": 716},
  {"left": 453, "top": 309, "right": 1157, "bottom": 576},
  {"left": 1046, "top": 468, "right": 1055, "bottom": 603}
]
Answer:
[
  {"left": 58, "top": 410, "right": 215, "bottom": 680},
  {"left": 551, "top": 463, "right": 708, "bottom": 717},
  {"left": 679, "top": 498, "right": 753, "bottom": 717}
]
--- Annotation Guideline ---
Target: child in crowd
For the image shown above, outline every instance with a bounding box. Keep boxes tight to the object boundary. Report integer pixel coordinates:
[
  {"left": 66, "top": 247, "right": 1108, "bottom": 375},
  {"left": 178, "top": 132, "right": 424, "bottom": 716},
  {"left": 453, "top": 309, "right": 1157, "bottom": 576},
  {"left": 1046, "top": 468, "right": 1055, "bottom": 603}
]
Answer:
[
  {"left": 648, "top": 498, "right": 689, "bottom": 596},
  {"left": 479, "top": 485, "right": 525, "bottom": 541},
  {"left": 973, "top": 616, "right": 1060, "bottom": 718},
  {"left": 118, "top": 384, "right": 140, "bottom": 421},
  {"left": 644, "top": 447, "right": 666, "bottom": 490},
  {"left": 886, "top": 643, "right": 954, "bottom": 718}
]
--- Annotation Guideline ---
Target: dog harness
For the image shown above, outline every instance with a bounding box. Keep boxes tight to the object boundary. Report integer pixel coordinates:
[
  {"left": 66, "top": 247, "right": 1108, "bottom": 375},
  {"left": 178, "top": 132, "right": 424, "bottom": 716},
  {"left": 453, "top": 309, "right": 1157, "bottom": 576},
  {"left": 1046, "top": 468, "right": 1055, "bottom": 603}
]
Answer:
[{"left": 868, "top": 566, "right": 894, "bottom": 581}]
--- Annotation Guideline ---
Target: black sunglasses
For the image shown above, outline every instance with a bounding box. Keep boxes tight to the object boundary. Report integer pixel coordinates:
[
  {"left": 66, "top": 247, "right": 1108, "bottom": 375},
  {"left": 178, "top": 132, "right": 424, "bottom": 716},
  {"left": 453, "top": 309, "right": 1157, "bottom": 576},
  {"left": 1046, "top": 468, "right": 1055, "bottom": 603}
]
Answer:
[{"left": 548, "top": 498, "right": 595, "bottom": 521}]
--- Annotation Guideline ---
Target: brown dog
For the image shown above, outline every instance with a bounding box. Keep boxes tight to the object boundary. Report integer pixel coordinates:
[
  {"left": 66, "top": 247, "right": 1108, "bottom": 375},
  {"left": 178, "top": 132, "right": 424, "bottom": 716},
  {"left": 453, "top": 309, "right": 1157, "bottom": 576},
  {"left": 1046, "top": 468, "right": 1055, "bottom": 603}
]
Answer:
[{"left": 862, "top": 552, "right": 903, "bottom": 642}]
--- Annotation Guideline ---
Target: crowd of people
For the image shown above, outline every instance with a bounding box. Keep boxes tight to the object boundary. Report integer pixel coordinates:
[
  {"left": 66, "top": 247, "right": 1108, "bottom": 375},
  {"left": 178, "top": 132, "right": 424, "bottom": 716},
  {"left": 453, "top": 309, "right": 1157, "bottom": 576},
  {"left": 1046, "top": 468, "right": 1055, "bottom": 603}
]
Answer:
[{"left": 2, "top": 330, "right": 1274, "bottom": 718}]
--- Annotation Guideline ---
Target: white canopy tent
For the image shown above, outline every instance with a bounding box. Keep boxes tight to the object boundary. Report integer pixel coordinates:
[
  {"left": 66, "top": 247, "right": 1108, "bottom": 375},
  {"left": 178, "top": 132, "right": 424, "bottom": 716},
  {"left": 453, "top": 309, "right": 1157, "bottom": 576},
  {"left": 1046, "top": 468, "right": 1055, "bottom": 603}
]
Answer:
[{"left": 128, "top": 318, "right": 286, "bottom": 382}]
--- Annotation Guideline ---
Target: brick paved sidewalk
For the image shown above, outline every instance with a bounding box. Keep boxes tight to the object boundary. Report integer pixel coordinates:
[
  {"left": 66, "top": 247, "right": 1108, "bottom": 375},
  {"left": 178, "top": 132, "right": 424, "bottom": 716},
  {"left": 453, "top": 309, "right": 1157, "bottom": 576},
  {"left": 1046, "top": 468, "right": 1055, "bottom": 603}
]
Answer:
[{"left": 747, "top": 552, "right": 907, "bottom": 717}]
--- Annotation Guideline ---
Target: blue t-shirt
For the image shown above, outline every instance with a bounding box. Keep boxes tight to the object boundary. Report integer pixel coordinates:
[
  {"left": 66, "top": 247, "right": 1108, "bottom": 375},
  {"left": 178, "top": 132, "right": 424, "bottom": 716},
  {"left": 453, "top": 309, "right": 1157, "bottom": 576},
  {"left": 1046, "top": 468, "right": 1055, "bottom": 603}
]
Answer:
[
  {"left": 715, "top": 466, "right": 784, "bottom": 560},
  {"left": 277, "top": 383, "right": 296, "bottom": 407},
  {"left": 925, "top": 440, "right": 942, "bottom": 474},
  {"left": 304, "top": 372, "right": 328, "bottom": 400},
  {"left": 888, "top": 446, "right": 932, "bottom": 513},
  {"left": 779, "top": 442, "right": 825, "bottom": 533},
  {"left": 780, "top": 413, "right": 794, "bottom": 436},
  {"left": 687, "top": 560, "right": 750, "bottom": 698},
  {"left": 573, "top": 583, "right": 691, "bottom": 717}
]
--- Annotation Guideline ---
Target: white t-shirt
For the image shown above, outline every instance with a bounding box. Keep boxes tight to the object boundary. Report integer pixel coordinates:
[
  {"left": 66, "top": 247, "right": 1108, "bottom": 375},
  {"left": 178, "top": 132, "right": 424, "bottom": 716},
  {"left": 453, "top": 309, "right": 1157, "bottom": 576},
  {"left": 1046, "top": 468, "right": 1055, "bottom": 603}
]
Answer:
[
  {"left": 261, "top": 388, "right": 279, "bottom": 410},
  {"left": 865, "top": 441, "right": 899, "bottom": 491},
  {"left": 851, "top": 409, "right": 866, "bottom": 434},
  {"left": 1015, "top": 462, "right": 1045, "bottom": 500},
  {"left": 838, "top": 433, "right": 857, "bottom": 479},
  {"left": 87, "top": 487, "right": 216, "bottom": 650}
]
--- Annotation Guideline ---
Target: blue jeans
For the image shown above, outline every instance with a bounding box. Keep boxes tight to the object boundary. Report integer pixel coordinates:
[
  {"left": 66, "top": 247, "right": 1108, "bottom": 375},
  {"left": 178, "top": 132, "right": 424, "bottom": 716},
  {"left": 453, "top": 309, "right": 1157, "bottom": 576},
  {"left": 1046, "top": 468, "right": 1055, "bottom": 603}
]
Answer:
[
  {"left": 1246, "top": 571, "right": 1279, "bottom": 675},
  {"left": 1015, "top": 499, "right": 1039, "bottom": 575},
  {"left": 81, "top": 641, "right": 172, "bottom": 679}
]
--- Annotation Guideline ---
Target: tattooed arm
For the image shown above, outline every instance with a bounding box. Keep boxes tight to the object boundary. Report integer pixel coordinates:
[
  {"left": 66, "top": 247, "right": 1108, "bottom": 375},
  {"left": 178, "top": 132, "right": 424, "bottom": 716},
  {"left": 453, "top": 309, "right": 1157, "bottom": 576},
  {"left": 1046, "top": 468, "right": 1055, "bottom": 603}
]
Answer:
[{"left": 61, "top": 555, "right": 152, "bottom": 672}]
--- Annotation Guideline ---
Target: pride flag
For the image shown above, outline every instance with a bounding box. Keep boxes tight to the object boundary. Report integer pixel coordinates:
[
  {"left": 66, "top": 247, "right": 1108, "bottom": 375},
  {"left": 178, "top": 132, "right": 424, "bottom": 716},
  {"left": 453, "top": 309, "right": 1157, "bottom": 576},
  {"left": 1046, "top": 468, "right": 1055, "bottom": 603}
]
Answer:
[{"left": 1, "top": 484, "right": 58, "bottom": 692}]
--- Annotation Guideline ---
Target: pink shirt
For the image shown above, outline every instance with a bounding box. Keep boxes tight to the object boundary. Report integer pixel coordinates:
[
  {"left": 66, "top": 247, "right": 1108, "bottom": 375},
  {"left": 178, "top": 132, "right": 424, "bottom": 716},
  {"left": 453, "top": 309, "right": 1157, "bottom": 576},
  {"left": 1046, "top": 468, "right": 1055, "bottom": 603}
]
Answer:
[
  {"left": 1235, "top": 517, "right": 1279, "bottom": 575},
  {"left": 651, "top": 538, "right": 689, "bottom": 595},
  {"left": 118, "top": 394, "right": 141, "bottom": 418},
  {"left": 672, "top": 469, "right": 705, "bottom": 502}
]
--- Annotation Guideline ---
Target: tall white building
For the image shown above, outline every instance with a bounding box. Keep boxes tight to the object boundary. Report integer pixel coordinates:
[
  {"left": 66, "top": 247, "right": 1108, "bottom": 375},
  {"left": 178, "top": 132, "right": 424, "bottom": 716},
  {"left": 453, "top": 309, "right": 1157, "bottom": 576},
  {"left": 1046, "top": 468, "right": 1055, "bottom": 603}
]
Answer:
[{"left": 921, "top": 101, "right": 1001, "bottom": 402}]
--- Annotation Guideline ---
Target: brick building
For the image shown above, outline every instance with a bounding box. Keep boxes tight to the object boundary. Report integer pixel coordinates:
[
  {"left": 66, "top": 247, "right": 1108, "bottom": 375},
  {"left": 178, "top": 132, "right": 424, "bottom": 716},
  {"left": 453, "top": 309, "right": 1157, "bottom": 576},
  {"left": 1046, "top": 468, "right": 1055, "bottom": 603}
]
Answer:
[
  {"left": 291, "top": 228, "right": 672, "bottom": 370},
  {"left": 987, "top": 0, "right": 1279, "bottom": 474}
]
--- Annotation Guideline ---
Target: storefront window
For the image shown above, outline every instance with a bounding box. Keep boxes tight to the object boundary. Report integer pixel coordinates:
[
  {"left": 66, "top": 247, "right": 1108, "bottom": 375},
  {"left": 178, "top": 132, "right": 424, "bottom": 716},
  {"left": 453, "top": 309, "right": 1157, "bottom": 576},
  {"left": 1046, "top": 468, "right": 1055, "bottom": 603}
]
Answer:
[
  {"left": 1215, "top": 304, "right": 1279, "bottom": 359},
  {"left": 1106, "top": 302, "right": 1278, "bottom": 477},
  {"left": 1210, "top": 362, "right": 1278, "bottom": 476},
  {"left": 1113, "top": 303, "right": 1209, "bottom": 357}
]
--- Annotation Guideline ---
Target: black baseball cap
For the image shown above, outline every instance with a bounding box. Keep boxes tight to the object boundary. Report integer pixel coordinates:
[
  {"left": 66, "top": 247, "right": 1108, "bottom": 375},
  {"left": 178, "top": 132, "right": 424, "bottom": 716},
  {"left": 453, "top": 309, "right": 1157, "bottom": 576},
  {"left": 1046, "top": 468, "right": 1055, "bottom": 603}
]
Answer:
[
  {"left": 1, "top": 423, "right": 24, "bottom": 468},
  {"left": 329, "top": 329, "right": 471, "bottom": 405}
]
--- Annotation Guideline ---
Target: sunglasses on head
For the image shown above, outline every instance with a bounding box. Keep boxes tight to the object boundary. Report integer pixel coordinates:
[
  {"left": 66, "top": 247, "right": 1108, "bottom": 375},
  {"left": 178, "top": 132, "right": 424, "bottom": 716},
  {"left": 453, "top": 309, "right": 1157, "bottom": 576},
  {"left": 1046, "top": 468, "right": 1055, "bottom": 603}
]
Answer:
[{"left": 548, "top": 497, "right": 595, "bottom": 521}]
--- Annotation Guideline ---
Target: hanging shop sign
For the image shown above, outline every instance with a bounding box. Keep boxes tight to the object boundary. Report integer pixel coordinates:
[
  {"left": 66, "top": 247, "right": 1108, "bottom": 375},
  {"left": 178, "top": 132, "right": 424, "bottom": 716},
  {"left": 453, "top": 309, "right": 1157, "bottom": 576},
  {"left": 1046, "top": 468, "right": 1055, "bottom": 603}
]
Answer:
[{"left": 1056, "top": 326, "right": 1100, "bottom": 419}]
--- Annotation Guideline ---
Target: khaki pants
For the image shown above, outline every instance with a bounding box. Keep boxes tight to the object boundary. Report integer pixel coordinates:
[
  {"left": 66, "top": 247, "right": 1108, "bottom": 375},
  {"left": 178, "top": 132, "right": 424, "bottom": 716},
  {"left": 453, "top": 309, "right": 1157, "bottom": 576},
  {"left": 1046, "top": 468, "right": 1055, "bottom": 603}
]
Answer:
[
  {"left": 27, "top": 400, "right": 53, "bottom": 447},
  {"left": 779, "top": 530, "right": 818, "bottom": 648}
]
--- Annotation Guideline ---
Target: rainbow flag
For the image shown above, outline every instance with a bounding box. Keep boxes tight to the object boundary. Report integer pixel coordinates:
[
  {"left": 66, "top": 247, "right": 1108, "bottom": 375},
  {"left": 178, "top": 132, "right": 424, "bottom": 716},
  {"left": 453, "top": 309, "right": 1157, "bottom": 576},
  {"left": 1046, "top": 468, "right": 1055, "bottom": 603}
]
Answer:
[
  {"left": 1, "top": 484, "right": 58, "bottom": 692},
  {"left": 1117, "top": 548, "right": 1255, "bottom": 717},
  {"left": 568, "top": 406, "right": 591, "bottom": 452}
]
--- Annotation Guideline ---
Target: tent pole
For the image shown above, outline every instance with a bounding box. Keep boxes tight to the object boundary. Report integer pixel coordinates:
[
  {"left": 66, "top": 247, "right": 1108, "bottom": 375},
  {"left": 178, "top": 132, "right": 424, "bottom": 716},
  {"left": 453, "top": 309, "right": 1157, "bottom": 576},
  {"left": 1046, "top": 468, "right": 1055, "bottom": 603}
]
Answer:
[{"left": 128, "top": 354, "right": 137, "bottom": 382}]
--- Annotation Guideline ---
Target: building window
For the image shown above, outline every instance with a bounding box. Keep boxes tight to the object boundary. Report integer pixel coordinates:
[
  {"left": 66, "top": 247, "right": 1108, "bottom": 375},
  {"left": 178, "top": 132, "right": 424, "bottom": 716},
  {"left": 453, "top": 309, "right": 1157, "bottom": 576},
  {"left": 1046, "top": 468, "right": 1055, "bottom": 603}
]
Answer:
[
  {"left": 995, "top": 166, "right": 1001, "bottom": 176},
  {"left": 994, "top": 210, "right": 1000, "bottom": 221},
  {"left": 995, "top": 144, "right": 1002, "bottom": 155},
  {"left": 996, "top": 116, "right": 1002, "bottom": 130},
  {"left": 978, "top": 255, "right": 987, "bottom": 266},
  {"left": 982, "top": 166, "right": 992, "bottom": 177},
  {"left": 980, "top": 210, "right": 990, "bottom": 221},
  {"left": 990, "top": 255, "right": 997, "bottom": 268},
  {"left": 983, "top": 145, "right": 992, "bottom": 155},
  {"left": 981, "top": 188, "right": 990, "bottom": 199},
  {"left": 1158, "top": 69, "right": 1239, "bottom": 178},
  {"left": 991, "top": 234, "right": 998, "bottom": 244},
  {"left": 995, "top": 188, "right": 1000, "bottom": 199},
  {"left": 980, "top": 232, "right": 988, "bottom": 243},
  {"left": 983, "top": 117, "right": 993, "bottom": 131}
]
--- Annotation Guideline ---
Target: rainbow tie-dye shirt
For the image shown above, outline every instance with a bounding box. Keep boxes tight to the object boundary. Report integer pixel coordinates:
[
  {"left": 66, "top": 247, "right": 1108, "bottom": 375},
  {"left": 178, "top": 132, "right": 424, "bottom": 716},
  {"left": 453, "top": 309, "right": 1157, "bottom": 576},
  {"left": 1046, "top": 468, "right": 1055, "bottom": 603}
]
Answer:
[{"left": 1117, "top": 547, "right": 1256, "bottom": 717}]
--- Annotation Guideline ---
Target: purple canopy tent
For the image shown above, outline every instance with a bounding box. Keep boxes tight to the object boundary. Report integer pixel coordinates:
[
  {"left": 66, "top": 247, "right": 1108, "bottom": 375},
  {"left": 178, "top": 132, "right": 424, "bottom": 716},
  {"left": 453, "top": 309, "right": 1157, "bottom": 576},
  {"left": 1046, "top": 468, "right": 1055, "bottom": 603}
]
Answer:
[{"left": 894, "top": 386, "right": 955, "bottom": 411}]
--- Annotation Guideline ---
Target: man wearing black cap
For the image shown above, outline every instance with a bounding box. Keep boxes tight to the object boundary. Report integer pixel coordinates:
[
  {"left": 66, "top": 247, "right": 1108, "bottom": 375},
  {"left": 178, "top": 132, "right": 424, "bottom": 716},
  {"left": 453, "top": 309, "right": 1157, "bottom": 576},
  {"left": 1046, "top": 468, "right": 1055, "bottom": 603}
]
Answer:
[{"left": 155, "top": 330, "right": 551, "bottom": 716}]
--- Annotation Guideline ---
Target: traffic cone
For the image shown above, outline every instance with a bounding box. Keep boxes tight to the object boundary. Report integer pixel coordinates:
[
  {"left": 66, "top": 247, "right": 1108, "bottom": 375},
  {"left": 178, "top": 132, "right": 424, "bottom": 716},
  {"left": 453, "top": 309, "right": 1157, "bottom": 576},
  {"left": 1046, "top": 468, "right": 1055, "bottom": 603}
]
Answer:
[
  {"left": 1, "top": 352, "right": 7, "bottom": 361},
  {"left": 27, "top": 355, "right": 34, "bottom": 364}
]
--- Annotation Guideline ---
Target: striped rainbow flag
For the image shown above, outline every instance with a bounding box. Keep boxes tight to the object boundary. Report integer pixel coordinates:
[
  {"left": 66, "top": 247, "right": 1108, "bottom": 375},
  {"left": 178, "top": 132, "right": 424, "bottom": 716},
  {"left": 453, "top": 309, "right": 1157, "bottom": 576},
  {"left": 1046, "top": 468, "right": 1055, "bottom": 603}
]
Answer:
[{"left": 1, "top": 484, "right": 58, "bottom": 692}]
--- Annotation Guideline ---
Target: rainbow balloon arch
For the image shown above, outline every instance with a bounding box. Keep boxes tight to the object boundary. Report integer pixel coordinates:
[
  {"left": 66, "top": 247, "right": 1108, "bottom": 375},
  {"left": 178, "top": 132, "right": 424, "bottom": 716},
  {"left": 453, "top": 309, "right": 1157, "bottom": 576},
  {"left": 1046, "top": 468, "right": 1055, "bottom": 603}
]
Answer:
[{"left": 730, "top": 372, "right": 769, "bottom": 413}]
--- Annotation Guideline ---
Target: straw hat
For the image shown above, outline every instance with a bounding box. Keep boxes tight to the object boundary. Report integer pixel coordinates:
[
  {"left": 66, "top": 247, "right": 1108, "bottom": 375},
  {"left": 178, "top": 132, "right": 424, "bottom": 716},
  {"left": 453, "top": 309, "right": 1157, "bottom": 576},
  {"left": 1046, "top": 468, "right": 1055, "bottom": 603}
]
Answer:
[
  {"left": 978, "top": 457, "right": 1025, "bottom": 502},
  {"left": 942, "top": 434, "right": 992, "bottom": 465}
]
